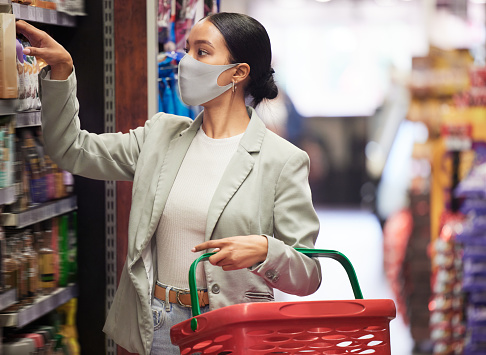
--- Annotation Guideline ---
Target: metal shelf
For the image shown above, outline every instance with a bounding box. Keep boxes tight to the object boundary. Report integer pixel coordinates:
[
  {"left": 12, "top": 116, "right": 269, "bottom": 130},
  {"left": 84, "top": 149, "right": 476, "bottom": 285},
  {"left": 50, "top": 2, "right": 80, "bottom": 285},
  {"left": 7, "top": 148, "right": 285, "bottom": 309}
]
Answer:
[
  {"left": 1, "top": 195, "right": 77, "bottom": 228},
  {"left": 12, "top": 3, "right": 75, "bottom": 27},
  {"left": 0, "top": 284, "right": 78, "bottom": 328},
  {"left": 0, "top": 289, "right": 17, "bottom": 312},
  {"left": 16, "top": 110, "right": 41, "bottom": 128},
  {"left": 0, "top": 186, "right": 16, "bottom": 206},
  {"left": 0, "top": 100, "right": 17, "bottom": 117}
]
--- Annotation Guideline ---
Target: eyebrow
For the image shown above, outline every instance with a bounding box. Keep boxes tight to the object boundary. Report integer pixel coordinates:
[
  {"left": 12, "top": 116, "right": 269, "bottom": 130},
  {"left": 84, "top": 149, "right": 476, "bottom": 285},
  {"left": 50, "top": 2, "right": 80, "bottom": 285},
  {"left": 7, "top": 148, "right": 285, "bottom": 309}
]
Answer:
[{"left": 186, "top": 39, "right": 215, "bottom": 48}]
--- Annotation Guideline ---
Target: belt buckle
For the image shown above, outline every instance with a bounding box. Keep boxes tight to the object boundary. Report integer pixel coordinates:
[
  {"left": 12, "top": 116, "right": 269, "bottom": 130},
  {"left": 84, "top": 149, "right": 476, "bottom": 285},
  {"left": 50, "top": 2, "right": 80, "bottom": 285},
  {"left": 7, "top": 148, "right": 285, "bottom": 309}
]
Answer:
[{"left": 176, "top": 290, "right": 192, "bottom": 308}]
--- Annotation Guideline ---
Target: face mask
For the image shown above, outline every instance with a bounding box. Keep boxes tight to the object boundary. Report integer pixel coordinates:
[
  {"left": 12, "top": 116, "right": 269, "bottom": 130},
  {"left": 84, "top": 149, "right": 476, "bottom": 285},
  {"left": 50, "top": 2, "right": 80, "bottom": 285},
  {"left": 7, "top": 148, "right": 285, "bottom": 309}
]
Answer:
[{"left": 178, "top": 54, "right": 239, "bottom": 106}]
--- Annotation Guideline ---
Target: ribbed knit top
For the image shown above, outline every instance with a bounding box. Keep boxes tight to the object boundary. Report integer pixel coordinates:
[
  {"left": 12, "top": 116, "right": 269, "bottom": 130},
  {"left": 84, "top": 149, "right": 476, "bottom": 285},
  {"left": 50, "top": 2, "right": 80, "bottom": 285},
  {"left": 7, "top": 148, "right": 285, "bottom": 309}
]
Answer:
[{"left": 156, "top": 127, "right": 243, "bottom": 289}]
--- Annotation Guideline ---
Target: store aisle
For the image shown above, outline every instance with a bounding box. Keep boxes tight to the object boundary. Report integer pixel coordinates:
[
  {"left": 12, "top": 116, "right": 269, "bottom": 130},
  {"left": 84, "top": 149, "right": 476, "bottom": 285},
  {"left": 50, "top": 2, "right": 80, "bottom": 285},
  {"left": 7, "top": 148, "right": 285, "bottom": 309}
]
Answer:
[{"left": 274, "top": 208, "right": 414, "bottom": 355}]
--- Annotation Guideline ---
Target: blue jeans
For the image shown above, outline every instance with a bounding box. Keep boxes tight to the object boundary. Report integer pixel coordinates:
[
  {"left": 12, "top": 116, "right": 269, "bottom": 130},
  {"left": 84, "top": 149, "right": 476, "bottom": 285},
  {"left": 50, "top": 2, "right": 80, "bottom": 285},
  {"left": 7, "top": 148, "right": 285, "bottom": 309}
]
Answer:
[{"left": 150, "top": 284, "right": 210, "bottom": 355}]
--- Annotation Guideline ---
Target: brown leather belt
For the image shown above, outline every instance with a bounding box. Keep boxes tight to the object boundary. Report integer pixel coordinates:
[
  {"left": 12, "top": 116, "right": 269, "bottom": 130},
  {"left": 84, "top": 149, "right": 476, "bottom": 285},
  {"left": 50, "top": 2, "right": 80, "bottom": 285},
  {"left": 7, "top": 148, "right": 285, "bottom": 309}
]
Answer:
[{"left": 154, "top": 283, "right": 209, "bottom": 308}]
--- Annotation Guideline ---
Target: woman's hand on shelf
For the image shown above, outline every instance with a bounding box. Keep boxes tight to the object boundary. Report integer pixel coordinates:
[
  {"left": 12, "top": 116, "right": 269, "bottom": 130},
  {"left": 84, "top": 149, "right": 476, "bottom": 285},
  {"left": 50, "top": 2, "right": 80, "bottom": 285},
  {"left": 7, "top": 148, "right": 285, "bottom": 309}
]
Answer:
[
  {"left": 192, "top": 235, "right": 268, "bottom": 271},
  {"left": 15, "top": 20, "right": 73, "bottom": 80}
]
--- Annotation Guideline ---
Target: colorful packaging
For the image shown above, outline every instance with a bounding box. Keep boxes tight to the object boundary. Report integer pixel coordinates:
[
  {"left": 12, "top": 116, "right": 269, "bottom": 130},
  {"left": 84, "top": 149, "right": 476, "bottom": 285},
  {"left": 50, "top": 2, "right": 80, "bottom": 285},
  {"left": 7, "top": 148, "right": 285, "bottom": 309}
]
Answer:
[{"left": 58, "top": 215, "right": 69, "bottom": 287}]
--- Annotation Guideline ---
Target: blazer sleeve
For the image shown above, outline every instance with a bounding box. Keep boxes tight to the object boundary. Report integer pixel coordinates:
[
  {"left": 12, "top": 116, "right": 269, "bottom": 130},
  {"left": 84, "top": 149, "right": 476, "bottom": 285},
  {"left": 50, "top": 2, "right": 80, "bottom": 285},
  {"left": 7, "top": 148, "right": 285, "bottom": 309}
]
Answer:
[
  {"left": 250, "top": 150, "right": 322, "bottom": 296},
  {"left": 39, "top": 66, "right": 159, "bottom": 182}
]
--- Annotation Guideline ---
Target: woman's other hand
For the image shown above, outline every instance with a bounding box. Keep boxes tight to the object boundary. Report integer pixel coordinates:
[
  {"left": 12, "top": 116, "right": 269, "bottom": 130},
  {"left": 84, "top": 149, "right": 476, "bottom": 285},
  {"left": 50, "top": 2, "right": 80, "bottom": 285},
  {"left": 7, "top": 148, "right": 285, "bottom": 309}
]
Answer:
[
  {"left": 192, "top": 235, "right": 268, "bottom": 271},
  {"left": 16, "top": 20, "right": 73, "bottom": 80}
]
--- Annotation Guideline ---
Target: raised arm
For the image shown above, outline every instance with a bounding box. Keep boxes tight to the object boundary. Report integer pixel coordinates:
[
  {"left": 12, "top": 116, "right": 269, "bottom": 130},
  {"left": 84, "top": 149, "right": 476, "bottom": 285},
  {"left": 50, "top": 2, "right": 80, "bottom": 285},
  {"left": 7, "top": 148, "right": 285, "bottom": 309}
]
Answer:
[{"left": 16, "top": 20, "right": 155, "bottom": 181}]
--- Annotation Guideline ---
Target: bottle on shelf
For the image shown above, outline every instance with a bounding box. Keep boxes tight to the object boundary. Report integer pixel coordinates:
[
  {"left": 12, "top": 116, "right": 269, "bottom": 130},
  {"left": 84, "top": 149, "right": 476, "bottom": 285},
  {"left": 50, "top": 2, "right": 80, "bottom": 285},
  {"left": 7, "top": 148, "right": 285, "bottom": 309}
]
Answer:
[
  {"left": 22, "top": 230, "right": 39, "bottom": 303},
  {"left": 3, "top": 238, "right": 19, "bottom": 299},
  {"left": 11, "top": 136, "right": 28, "bottom": 213},
  {"left": 38, "top": 229, "right": 55, "bottom": 294},
  {"left": 58, "top": 216, "right": 68, "bottom": 287},
  {"left": 12, "top": 235, "right": 29, "bottom": 305},
  {"left": 68, "top": 213, "right": 77, "bottom": 284},
  {"left": 22, "top": 130, "right": 46, "bottom": 205}
]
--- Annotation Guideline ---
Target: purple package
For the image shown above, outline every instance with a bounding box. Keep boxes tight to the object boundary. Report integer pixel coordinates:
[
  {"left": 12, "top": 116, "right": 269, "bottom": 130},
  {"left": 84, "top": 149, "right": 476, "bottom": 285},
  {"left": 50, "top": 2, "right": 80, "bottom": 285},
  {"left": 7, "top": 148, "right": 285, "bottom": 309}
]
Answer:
[
  {"left": 464, "top": 257, "right": 486, "bottom": 276},
  {"left": 463, "top": 274, "right": 486, "bottom": 292},
  {"left": 461, "top": 199, "right": 486, "bottom": 215},
  {"left": 15, "top": 39, "right": 24, "bottom": 63},
  {"left": 455, "top": 165, "right": 486, "bottom": 198},
  {"left": 470, "top": 291, "right": 486, "bottom": 304},
  {"left": 456, "top": 144, "right": 486, "bottom": 198},
  {"left": 457, "top": 215, "right": 486, "bottom": 239},
  {"left": 464, "top": 245, "right": 486, "bottom": 258}
]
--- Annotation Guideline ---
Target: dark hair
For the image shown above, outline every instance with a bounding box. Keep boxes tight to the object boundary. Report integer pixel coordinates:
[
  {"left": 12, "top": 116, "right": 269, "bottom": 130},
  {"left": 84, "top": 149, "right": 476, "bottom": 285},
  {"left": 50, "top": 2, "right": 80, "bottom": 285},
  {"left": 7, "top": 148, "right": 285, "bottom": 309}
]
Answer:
[{"left": 207, "top": 12, "right": 278, "bottom": 107}]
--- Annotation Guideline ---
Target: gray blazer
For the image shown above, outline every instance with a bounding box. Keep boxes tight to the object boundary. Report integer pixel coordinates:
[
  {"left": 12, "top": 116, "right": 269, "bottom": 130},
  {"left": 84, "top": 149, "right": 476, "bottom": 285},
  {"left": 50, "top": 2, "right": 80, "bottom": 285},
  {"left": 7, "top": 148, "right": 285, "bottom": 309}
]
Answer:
[{"left": 40, "top": 67, "right": 321, "bottom": 355}]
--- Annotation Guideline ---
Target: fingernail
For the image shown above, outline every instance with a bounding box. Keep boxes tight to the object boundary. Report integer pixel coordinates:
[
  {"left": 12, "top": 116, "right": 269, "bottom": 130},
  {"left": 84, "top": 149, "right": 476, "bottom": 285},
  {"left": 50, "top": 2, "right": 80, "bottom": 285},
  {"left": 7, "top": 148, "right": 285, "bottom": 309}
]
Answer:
[
  {"left": 23, "top": 48, "right": 30, "bottom": 55},
  {"left": 191, "top": 247, "right": 196, "bottom": 252}
]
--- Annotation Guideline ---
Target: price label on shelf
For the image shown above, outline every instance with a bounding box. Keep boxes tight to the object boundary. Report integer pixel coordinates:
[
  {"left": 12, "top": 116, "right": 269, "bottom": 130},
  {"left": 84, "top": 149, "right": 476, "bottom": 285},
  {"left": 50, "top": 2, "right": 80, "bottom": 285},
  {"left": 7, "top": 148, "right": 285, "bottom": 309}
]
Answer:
[
  {"left": 29, "top": 113, "right": 37, "bottom": 126},
  {"left": 28, "top": 5, "right": 36, "bottom": 21},
  {"left": 12, "top": 3, "right": 21, "bottom": 17},
  {"left": 31, "top": 208, "right": 41, "bottom": 224},
  {"left": 19, "top": 4, "right": 29, "bottom": 19},
  {"left": 49, "top": 9, "right": 58, "bottom": 24},
  {"left": 35, "top": 8, "right": 44, "bottom": 22}
]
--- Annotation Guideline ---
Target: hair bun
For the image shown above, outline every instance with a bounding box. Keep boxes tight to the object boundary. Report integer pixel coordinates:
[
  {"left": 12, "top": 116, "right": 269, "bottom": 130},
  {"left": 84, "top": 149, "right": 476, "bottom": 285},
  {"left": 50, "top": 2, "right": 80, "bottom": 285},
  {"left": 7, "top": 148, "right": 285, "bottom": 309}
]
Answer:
[{"left": 250, "top": 68, "right": 278, "bottom": 106}]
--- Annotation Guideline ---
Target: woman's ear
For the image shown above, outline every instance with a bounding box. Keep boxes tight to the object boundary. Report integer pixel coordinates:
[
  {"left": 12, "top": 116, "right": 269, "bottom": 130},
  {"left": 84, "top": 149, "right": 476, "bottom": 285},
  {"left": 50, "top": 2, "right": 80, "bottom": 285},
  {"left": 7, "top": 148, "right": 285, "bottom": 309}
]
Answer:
[{"left": 233, "top": 63, "right": 250, "bottom": 84}]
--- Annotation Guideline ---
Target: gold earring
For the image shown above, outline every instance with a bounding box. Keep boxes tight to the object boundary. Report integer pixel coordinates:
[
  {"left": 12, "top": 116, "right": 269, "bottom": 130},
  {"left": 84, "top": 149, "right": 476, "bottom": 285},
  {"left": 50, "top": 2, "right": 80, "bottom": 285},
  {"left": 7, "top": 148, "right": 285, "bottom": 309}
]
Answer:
[{"left": 232, "top": 81, "right": 237, "bottom": 93}]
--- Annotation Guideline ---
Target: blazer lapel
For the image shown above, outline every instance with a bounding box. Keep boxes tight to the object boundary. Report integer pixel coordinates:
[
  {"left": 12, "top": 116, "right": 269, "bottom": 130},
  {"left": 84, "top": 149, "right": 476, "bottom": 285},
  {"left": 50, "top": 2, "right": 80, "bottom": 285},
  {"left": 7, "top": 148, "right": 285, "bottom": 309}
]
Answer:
[
  {"left": 142, "top": 114, "right": 203, "bottom": 252},
  {"left": 205, "top": 107, "right": 267, "bottom": 240}
]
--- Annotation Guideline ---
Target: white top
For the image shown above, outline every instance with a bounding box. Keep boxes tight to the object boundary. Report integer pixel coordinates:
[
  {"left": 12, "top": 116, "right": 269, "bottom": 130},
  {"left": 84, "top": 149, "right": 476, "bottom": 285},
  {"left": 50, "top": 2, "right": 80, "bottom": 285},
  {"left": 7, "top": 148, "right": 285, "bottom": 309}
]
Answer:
[{"left": 156, "top": 127, "right": 243, "bottom": 289}]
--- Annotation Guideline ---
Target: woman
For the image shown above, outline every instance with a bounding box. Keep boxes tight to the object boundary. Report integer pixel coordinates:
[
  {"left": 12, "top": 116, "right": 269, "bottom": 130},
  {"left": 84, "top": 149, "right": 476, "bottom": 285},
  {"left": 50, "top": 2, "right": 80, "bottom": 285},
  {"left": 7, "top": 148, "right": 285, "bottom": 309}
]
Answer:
[{"left": 16, "top": 13, "right": 321, "bottom": 354}]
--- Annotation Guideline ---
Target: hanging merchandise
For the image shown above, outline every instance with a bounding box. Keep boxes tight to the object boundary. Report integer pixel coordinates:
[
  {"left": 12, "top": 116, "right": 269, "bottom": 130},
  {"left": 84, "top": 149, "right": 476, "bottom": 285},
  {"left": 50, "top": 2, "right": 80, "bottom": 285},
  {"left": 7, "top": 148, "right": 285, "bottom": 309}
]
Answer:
[
  {"left": 393, "top": 46, "right": 482, "bottom": 353},
  {"left": 175, "top": 0, "right": 200, "bottom": 52},
  {"left": 451, "top": 67, "right": 486, "bottom": 355},
  {"left": 203, "top": 0, "right": 219, "bottom": 16},
  {"left": 456, "top": 151, "right": 486, "bottom": 353},
  {"left": 429, "top": 211, "right": 465, "bottom": 355},
  {"left": 157, "top": 0, "right": 218, "bottom": 117}
]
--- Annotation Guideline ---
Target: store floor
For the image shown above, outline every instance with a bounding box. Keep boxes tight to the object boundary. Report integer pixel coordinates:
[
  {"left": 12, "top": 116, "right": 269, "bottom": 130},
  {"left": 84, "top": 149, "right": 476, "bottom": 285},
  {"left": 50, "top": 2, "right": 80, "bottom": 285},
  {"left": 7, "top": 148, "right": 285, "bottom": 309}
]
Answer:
[{"left": 274, "top": 208, "right": 415, "bottom": 355}]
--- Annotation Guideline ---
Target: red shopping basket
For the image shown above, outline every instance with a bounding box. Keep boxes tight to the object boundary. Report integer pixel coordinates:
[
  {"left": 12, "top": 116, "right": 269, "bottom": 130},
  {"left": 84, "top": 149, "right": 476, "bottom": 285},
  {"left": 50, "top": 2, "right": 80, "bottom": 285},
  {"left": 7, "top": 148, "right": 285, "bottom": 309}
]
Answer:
[{"left": 170, "top": 249, "right": 396, "bottom": 354}]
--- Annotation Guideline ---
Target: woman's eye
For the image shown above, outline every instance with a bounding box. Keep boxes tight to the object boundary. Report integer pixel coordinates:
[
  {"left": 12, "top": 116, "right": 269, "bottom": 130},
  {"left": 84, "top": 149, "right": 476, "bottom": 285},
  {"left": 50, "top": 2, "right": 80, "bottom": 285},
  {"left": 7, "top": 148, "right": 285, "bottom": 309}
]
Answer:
[
  {"left": 183, "top": 47, "right": 189, "bottom": 53},
  {"left": 198, "top": 49, "right": 208, "bottom": 56}
]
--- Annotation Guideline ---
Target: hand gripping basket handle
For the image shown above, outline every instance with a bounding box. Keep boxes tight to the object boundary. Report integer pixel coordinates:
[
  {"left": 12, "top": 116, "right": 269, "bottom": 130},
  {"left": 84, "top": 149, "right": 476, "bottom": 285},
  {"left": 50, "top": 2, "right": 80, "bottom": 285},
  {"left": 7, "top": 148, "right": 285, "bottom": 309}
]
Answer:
[{"left": 188, "top": 248, "right": 364, "bottom": 331}]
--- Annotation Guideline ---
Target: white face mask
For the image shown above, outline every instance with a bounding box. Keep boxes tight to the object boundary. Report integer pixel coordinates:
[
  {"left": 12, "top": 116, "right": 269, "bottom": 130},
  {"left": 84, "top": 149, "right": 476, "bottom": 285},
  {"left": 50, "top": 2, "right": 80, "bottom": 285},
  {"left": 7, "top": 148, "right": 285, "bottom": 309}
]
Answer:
[{"left": 178, "top": 54, "right": 239, "bottom": 106}]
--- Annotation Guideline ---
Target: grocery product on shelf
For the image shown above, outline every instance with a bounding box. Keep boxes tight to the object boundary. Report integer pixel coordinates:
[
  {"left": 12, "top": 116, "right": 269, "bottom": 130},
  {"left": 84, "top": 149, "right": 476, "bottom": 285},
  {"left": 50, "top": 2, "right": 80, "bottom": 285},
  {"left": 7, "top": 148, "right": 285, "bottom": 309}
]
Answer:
[
  {"left": 57, "top": 298, "right": 80, "bottom": 355},
  {"left": 0, "top": 4, "right": 81, "bottom": 353},
  {"left": 58, "top": 215, "right": 68, "bottom": 287},
  {"left": 2, "top": 337, "right": 36, "bottom": 355},
  {"left": 21, "top": 231, "right": 38, "bottom": 302},
  {"left": 0, "top": 13, "right": 18, "bottom": 100},
  {"left": 429, "top": 212, "right": 465, "bottom": 355},
  {"left": 38, "top": 228, "right": 55, "bottom": 294},
  {"left": 2, "top": 232, "right": 18, "bottom": 297},
  {"left": 67, "top": 212, "right": 76, "bottom": 284},
  {"left": 16, "top": 37, "right": 42, "bottom": 112},
  {"left": 455, "top": 143, "right": 486, "bottom": 355},
  {"left": 0, "top": 116, "right": 15, "bottom": 190},
  {"left": 15, "top": 40, "right": 26, "bottom": 112},
  {"left": 406, "top": 44, "right": 486, "bottom": 354},
  {"left": 12, "top": 236, "right": 28, "bottom": 306}
]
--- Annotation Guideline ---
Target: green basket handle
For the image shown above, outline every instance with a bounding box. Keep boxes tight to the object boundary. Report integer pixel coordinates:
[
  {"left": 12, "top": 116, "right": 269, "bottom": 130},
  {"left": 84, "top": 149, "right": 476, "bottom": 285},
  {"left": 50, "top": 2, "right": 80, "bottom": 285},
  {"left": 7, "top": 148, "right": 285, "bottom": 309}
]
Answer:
[{"left": 188, "top": 248, "right": 364, "bottom": 331}]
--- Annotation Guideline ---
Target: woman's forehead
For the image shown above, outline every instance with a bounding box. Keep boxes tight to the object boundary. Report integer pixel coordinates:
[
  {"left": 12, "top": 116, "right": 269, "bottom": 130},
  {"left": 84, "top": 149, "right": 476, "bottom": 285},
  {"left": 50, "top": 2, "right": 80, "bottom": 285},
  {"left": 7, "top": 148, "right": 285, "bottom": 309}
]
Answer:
[{"left": 187, "top": 19, "right": 225, "bottom": 46}]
